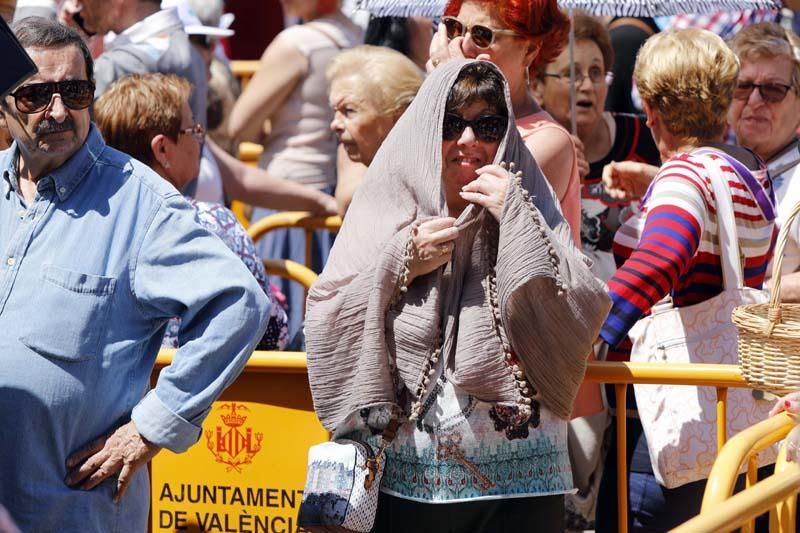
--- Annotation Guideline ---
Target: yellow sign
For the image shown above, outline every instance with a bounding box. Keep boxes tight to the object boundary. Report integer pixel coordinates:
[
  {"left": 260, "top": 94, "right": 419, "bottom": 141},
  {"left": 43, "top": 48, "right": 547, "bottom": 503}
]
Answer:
[{"left": 150, "top": 357, "right": 328, "bottom": 533}]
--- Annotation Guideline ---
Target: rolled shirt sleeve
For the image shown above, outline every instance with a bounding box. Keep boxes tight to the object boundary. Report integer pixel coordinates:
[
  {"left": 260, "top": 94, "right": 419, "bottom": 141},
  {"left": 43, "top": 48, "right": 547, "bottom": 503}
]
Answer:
[{"left": 130, "top": 193, "right": 270, "bottom": 452}]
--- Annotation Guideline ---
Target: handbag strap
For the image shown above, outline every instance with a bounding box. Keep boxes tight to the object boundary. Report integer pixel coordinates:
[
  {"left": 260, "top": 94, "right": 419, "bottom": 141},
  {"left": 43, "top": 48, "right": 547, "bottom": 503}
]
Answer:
[
  {"left": 715, "top": 151, "right": 776, "bottom": 221},
  {"left": 363, "top": 418, "right": 399, "bottom": 489},
  {"left": 694, "top": 149, "right": 745, "bottom": 289}
]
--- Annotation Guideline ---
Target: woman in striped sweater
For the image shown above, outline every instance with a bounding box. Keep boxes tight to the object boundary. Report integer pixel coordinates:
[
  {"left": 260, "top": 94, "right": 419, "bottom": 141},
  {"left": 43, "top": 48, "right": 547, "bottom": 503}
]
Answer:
[{"left": 595, "top": 29, "right": 776, "bottom": 532}]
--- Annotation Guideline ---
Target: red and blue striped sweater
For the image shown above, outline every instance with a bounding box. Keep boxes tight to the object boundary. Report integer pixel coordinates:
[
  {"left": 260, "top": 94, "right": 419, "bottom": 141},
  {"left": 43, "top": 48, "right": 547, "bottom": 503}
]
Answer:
[{"left": 600, "top": 150, "right": 776, "bottom": 360}]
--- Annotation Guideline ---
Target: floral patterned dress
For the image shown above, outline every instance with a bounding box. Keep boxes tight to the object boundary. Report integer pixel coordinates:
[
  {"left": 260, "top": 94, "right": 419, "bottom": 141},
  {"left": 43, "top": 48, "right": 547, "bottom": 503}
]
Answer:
[{"left": 162, "top": 201, "right": 289, "bottom": 350}]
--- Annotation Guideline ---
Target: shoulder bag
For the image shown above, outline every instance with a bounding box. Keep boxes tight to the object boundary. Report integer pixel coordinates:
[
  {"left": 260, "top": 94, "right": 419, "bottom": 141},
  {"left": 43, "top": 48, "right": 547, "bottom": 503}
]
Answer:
[{"left": 628, "top": 149, "right": 777, "bottom": 489}]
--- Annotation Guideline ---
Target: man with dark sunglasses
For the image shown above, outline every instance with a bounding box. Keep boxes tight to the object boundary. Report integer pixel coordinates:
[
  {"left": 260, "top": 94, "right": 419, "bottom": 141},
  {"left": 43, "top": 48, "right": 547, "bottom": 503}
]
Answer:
[{"left": 0, "top": 17, "right": 270, "bottom": 533}]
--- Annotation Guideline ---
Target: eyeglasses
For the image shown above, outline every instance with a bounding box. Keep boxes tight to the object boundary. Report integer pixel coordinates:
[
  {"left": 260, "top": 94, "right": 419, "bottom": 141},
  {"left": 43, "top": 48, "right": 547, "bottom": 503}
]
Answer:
[
  {"left": 179, "top": 123, "right": 206, "bottom": 143},
  {"left": 541, "top": 68, "right": 613, "bottom": 87},
  {"left": 9, "top": 80, "right": 95, "bottom": 114},
  {"left": 442, "top": 16, "right": 521, "bottom": 49},
  {"left": 443, "top": 113, "right": 507, "bottom": 143},
  {"left": 734, "top": 81, "right": 793, "bottom": 104}
]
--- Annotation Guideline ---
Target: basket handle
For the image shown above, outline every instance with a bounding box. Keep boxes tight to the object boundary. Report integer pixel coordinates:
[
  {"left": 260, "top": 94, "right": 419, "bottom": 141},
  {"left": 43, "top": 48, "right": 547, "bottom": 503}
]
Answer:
[{"left": 766, "top": 200, "right": 800, "bottom": 333}]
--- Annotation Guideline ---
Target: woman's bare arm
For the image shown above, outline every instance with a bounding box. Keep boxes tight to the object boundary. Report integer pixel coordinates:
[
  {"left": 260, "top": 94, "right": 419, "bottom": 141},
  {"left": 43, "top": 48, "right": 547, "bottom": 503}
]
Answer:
[
  {"left": 522, "top": 126, "right": 574, "bottom": 201},
  {"left": 228, "top": 36, "right": 306, "bottom": 143},
  {"left": 209, "top": 139, "right": 338, "bottom": 215}
]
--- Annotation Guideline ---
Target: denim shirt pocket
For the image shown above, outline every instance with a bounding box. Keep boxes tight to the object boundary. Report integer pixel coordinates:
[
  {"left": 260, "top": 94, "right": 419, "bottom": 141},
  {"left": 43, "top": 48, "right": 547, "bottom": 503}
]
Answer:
[{"left": 19, "top": 264, "right": 117, "bottom": 362}]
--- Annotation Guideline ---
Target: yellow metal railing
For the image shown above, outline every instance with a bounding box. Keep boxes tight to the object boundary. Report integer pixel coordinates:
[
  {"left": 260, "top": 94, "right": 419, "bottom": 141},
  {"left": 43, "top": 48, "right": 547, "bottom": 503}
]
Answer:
[
  {"left": 229, "top": 142, "right": 265, "bottom": 229},
  {"left": 230, "top": 60, "right": 260, "bottom": 90},
  {"left": 263, "top": 259, "right": 318, "bottom": 290},
  {"left": 247, "top": 211, "right": 342, "bottom": 273},
  {"left": 155, "top": 349, "right": 309, "bottom": 374},
  {"left": 583, "top": 361, "right": 760, "bottom": 533},
  {"left": 671, "top": 413, "right": 800, "bottom": 533},
  {"left": 149, "top": 355, "right": 788, "bottom": 531}
]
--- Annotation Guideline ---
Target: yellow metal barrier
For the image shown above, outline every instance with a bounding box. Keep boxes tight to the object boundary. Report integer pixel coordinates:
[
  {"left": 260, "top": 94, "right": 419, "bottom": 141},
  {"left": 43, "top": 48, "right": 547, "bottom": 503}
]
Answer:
[
  {"left": 229, "top": 142, "right": 265, "bottom": 229},
  {"left": 671, "top": 413, "right": 799, "bottom": 533},
  {"left": 263, "top": 259, "right": 318, "bottom": 291},
  {"left": 237, "top": 141, "right": 264, "bottom": 168},
  {"left": 146, "top": 358, "right": 773, "bottom": 532},
  {"left": 247, "top": 211, "right": 343, "bottom": 273},
  {"left": 150, "top": 351, "right": 326, "bottom": 532},
  {"left": 230, "top": 60, "right": 261, "bottom": 90},
  {"left": 583, "top": 361, "right": 757, "bottom": 533}
]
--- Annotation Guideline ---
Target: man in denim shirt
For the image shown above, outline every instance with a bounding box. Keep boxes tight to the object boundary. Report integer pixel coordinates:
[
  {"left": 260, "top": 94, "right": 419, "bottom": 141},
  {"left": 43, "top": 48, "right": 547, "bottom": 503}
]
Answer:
[{"left": 0, "top": 18, "right": 269, "bottom": 532}]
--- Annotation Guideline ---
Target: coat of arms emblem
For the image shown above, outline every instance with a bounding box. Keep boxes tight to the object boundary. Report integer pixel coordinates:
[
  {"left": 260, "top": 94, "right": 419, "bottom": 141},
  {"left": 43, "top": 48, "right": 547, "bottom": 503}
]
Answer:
[{"left": 205, "top": 402, "right": 263, "bottom": 472}]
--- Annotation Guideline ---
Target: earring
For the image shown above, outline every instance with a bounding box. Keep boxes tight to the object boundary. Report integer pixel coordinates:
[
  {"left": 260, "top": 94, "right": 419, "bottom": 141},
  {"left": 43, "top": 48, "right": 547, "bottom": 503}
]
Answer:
[{"left": 164, "top": 161, "right": 171, "bottom": 169}]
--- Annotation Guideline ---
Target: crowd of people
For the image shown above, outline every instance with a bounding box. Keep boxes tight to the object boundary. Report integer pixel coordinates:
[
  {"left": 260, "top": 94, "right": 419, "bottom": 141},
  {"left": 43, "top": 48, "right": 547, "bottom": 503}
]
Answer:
[{"left": 3, "top": 0, "right": 800, "bottom": 532}]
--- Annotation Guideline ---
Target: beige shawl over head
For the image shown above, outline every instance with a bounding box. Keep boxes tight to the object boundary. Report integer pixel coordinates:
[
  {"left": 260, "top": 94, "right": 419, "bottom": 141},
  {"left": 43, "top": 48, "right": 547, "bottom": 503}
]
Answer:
[{"left": 306, "top": 60, "right": 611, "bottom": 432}]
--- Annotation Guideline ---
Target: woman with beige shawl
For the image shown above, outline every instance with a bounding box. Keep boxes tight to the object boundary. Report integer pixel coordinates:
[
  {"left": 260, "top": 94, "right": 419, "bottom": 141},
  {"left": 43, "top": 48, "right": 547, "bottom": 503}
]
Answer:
[{"left": 305, "top": 60, "right": 610, "bottom": 532}]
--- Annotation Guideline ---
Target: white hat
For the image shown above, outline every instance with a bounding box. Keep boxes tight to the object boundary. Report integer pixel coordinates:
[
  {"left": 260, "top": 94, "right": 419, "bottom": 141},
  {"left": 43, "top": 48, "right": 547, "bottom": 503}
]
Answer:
[{"left": 161, "top": 0, "right": 234, "bottom": 37}]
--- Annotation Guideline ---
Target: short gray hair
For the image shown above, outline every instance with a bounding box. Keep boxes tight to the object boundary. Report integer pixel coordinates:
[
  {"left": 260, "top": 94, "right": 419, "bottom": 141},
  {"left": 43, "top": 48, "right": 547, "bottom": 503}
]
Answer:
[
  {"left": 327, "top": 45, "right": 423, "bottom": 115},
  {"left": 728, "top": 22, "right": 800, "bottom": 93},
  {"left": 13, "top": 16, "right": 94, "bottom": 81}
]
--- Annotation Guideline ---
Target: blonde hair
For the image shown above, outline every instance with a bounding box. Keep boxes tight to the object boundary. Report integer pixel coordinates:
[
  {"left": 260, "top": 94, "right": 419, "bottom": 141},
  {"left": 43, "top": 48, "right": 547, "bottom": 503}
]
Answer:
[
  {"left": 729, "top": 22, "right": 800, "bottom": 93},
  {"left": 634, "top": 28, "right": 739, "bottom": 144},
  {"left": 95, "top": 73, "right": 192, "bottom": 166},
  {"left": 326, "top": 45, "right": 423, "bottom": 116}
]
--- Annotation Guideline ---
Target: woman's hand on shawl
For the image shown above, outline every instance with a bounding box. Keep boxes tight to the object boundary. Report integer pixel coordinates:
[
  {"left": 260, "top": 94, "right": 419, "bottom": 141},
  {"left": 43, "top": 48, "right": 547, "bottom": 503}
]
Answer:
[
  {"left": 409, "top": 217, "right": 459, "bottom": 280},
  {"left": 459, "top": 164, "right": 511, "bottom": 222}
]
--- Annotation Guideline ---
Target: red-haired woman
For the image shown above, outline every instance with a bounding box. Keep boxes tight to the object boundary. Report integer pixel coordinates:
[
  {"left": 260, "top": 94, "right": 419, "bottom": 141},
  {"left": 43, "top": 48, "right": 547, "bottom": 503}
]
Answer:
[{"left": 430, "top": 0, "right": 582, "bottom": 243}]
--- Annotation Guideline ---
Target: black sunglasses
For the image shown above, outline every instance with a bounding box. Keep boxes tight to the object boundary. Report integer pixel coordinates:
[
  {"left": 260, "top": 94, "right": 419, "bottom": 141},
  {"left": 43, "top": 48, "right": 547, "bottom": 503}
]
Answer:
[
  {"left": 9, "top": 80, "right": 95, "bottom": 114},
  {"left": 442, "top": 16, "right": 520, "bottom": 49},
  {"left": 734, "top": 81, "right": 793, "bottom": 104},
  {"left": 443, "top": 113, "right": 507, "bottom": 143}
]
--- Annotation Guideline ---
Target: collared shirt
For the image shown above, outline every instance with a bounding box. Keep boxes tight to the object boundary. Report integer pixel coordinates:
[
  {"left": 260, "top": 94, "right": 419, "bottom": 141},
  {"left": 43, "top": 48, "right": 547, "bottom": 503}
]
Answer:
[
  {"left": 0, "top": 126, "right": 269, "bottom": 532},
  {"left": 94, "top": 7, "right": 208, "bottom": 126},
  {"left": 767, "top": 138, "right": 800, "bottom": 274}
]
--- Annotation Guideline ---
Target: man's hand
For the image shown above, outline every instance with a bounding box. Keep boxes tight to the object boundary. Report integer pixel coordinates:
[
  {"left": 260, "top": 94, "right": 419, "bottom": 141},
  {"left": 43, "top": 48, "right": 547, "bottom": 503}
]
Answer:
[
  {"left": 602, "top": 161, "right": 659, "bottom": 201},
  {"left": 65, "top": 421, "right": 161, "bottom": 503},
  {"left": 459, "top": 164, "right": 512, "bottom": 222},
  {"left": 409, "top": 217, "right": 459, "bottom": 280}
]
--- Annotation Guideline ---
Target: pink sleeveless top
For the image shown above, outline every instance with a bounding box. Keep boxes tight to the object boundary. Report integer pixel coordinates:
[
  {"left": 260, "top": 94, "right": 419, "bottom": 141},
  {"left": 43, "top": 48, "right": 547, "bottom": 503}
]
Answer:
[{"left": 516, "top": 111, "right": 582, "bottom": 243}]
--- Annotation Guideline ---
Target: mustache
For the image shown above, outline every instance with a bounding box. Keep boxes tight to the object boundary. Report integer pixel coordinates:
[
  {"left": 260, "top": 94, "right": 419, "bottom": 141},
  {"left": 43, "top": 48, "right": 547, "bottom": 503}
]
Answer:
[{"left": 36, "top": 118, "right": 74, "bottom": 135}]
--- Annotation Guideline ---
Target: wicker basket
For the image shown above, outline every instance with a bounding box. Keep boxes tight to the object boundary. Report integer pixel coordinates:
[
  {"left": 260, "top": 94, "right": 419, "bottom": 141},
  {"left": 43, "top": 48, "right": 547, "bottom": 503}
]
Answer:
[{"left": 732, "top": 201, "right": 800, "bottom": 396}]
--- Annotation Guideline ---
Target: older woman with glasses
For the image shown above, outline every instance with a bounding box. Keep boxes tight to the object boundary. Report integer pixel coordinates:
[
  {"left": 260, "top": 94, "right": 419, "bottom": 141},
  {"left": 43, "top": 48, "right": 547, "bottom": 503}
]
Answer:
[
  {"left": 95, "top": 73, "right": 289, "bottom": 350},
  {"left": 429, "top": 0, "right": 582, "bottom": 242},
  {"left": 728, "top": 23, "right": 800, "bottom": 303},
  {"left": 533, "top": 12, "right": 661, "bottom": 281}
]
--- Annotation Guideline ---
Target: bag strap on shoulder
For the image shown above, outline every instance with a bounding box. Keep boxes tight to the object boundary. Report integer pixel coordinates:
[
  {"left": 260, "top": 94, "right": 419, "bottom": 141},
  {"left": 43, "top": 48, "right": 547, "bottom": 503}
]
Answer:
[{"left": 694, "top": 149, "right": 745, "bottom": 290}]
